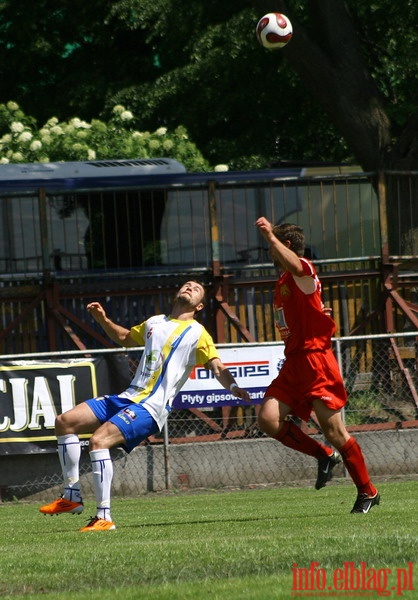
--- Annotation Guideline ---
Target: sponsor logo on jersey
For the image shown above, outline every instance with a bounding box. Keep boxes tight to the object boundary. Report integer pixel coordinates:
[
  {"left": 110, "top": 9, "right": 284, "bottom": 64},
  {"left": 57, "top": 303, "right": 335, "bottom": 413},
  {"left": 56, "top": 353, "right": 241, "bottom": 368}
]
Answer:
[
  {"left": 144, "top": 350, "right": 163, "bottom": 373},
  {"left": 279, "top": 283, "right": 291, "bottom": 297}
]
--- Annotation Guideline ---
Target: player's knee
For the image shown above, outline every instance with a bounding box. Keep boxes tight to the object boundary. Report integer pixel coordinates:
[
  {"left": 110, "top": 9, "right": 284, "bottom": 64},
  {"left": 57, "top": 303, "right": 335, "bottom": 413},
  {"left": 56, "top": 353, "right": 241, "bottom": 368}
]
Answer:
[
  {"left": 89, "top": 427, "right": 117, "bottom": 451},
  {"left": 322, "top": 423, "right": 349, "bottom": 448},
  {"left": 257, "top": 407, "right": 283, "bottom": 437},
  {"left": 55, "top": 412, "right": 71, "bottom": 435},
  {"left": 89, "top": 431, "right": 104, "bottom": 450}
]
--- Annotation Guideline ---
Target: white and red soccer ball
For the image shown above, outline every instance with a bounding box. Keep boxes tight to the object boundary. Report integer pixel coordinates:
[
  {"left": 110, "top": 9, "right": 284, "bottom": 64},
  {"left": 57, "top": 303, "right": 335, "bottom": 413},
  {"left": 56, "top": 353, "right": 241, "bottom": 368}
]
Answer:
[{"left": 256, "top": 12, "right": 293, "bottom": 50}]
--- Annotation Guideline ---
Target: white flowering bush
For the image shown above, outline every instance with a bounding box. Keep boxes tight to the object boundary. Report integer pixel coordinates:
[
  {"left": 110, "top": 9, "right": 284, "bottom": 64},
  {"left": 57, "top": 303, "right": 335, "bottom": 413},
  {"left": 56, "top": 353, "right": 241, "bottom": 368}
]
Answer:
[{"left": 0, "top": 101, "right": 211, "bottom": 172}]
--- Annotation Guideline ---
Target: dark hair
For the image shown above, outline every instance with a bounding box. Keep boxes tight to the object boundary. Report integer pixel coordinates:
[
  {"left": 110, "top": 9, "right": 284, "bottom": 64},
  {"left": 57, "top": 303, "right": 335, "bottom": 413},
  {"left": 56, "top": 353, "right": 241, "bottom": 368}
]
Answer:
[
  {"left": 272, "top": 223, "right": 305, "bottom": 257},
  {"left": 194, "top": 280, "right": 207, "bottom": 308}
]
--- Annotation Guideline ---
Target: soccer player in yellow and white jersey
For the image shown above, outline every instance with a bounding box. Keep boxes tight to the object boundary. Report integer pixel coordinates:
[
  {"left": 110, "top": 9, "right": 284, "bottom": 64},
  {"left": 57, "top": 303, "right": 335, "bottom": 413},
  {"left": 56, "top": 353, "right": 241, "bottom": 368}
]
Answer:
[{"left": 40, "top": 281, "right": 250, "bottom": 531}]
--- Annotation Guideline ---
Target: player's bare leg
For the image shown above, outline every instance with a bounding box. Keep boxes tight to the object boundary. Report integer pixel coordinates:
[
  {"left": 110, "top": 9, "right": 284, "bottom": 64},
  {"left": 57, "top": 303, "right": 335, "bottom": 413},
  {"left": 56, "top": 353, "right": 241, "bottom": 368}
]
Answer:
[
  {"left": 257, "top": 396, "right": 291, "bottom": 437},
  {"left": 55, "top": 401, "right": 102, "bottom": 436}
]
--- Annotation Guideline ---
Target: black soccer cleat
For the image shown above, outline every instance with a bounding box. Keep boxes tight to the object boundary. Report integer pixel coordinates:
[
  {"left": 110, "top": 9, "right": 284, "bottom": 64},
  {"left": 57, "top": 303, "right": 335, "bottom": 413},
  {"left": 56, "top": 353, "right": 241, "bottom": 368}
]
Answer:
[
  {"left": 350, "top": 491, "right": 380, "bottom": 514},
  {"left": 315, "top": 450, "right": 342, "bottom": 490}
]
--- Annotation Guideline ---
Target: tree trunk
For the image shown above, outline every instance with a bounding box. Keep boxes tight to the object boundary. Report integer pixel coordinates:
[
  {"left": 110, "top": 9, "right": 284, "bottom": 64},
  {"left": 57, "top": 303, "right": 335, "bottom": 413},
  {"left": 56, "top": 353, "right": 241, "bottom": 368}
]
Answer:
[
  {"left": 252, "top": 0, "right": 418, "bottom": 257},
  {"left": 252, "top": 0, "right": 392, "bottom": 172}
]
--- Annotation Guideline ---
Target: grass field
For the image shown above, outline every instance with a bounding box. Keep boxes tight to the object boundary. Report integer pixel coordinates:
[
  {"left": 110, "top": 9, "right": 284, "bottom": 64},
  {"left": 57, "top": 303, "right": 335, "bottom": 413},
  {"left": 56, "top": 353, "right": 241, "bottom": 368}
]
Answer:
[{"left": 0, "top": 480, "right": 416, "bottom": 600}]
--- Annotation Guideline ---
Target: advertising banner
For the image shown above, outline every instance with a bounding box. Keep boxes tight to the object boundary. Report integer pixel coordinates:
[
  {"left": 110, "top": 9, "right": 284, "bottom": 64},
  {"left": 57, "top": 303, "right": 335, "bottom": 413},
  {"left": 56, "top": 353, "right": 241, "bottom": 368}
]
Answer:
[
  {"left": 0, "top": 354, "right": 131, "bottom": 455},
  {"left": 172, "top": 344, "right": 284, "bottom": 409},
  {"left": 0, "top": 344, "right": 284, "bottom": 454}
]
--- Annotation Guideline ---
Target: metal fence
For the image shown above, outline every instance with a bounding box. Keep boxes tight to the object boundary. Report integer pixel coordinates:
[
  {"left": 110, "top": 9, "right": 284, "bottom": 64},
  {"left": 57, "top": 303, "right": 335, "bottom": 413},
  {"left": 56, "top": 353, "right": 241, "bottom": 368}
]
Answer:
[
  {"left": 2, "top": 331, "right": 417, "bottom": 501},
  {"left": 384, "top": 170, "right": 418, "bottom": 258},
  {"left": 1, "top": 167, "right": 414, "bottom": 274},
  {"left": 3, "top": 169, "right": 418, "bottom": 354},
  {"left": 0, "top": 169, "right": 380, "bottom": 276},
  {"left": 0, "top": 259, "right": 395, "bottom": 354}
]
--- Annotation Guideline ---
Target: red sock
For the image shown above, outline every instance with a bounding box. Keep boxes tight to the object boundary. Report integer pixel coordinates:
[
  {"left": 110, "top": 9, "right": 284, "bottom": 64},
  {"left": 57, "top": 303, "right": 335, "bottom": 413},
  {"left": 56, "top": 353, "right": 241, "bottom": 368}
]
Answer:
[
  {"left": 339, "top": 436, "right": 377, "bottom": 496},
  {"left": 275, "top": 421, "right": 332, "bottom": 460}
]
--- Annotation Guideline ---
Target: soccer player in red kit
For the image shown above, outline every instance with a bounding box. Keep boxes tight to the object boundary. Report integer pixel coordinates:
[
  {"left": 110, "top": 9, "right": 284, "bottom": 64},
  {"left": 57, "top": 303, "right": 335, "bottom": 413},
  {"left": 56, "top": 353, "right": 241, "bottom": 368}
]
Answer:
[{"left": 255, "top": 217, "right": 379, "bottom": 514}]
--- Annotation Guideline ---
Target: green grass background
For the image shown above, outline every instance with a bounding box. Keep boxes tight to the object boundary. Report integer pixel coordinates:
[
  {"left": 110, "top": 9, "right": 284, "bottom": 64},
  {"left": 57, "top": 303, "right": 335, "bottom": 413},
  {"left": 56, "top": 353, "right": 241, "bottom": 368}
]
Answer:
[{"left": 0, "top": 480, "right": 416, "bottom": 599}]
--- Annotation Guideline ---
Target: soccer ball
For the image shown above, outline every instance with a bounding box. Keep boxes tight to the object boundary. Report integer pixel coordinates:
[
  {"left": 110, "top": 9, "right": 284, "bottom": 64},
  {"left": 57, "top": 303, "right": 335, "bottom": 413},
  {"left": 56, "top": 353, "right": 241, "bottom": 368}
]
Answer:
[{"left": 256, "top": 13, "right": 293, "bottom": 50}]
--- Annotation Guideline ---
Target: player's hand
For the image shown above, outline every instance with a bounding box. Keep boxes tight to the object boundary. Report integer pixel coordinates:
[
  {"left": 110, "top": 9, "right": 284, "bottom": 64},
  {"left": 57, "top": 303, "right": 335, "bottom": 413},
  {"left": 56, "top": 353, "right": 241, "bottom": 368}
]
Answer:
[
  {"left": 86, "top": 301, "right": 107, "bottom": 323},
  {"left": 231, "top": 386, "right": 251, "bottom": 403},
  {"left": 255, "top": 216, "right": 274, "bottom": 240}
]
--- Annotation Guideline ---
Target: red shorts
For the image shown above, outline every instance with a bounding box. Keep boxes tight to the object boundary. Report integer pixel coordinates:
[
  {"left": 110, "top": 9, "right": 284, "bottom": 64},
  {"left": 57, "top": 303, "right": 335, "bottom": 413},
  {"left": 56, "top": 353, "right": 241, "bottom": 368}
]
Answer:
[{"left": 264, "top": 349, "right": 347, "bottom": 422}]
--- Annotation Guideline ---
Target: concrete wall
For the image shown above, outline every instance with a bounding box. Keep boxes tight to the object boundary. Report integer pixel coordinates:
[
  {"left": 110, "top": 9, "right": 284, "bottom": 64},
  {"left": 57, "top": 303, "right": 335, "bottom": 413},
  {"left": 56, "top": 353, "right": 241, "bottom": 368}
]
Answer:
[{"left": 1, "top": 429, "right": 417, "bottom": 501}]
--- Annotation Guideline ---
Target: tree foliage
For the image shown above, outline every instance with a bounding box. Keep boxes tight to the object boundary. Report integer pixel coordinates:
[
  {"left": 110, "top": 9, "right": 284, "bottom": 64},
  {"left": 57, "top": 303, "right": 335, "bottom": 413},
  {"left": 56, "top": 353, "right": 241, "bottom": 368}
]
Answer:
[
  {"left": 0, "top": 102, "right": 209, "bottom": 171},
  {"left": 0, "top": 0, "right": 157, "bottom": 124},
  {"left": 0, "top": 0, "right": 418, "bottom": 171}
]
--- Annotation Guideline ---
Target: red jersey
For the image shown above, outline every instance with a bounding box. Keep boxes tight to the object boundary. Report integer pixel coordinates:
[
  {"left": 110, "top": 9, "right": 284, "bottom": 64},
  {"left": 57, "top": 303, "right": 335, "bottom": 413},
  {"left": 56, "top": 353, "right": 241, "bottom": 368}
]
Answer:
[{"left": 273, "top": 257, "right": 335, "bottom": 355}]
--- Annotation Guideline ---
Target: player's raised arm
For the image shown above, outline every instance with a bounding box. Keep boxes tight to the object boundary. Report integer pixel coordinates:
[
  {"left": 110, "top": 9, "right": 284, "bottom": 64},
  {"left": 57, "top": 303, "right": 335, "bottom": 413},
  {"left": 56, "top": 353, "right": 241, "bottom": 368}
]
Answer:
[
  {"left": 255, "top": 216, "right": 305, "bottom": 276},
  {"left": 86, "top": 302, "right": 136, "bottom": 347}
]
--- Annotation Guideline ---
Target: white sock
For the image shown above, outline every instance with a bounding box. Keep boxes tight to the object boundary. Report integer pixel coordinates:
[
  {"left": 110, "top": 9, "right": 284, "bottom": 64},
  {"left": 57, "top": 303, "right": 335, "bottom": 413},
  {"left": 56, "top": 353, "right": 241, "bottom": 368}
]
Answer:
[
  {"left": 89, "top": 449, "right": 113, "bottom": 522},
  {"left": 57, "top": 434, "right": 82, "bottom": 502}
]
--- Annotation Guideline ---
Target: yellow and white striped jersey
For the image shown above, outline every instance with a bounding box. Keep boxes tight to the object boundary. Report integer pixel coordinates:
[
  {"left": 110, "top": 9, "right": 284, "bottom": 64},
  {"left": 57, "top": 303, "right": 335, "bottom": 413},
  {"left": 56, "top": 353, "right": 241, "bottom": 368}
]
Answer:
[{"left": 127, "top": 315, "right": 218, "bottom": 429}]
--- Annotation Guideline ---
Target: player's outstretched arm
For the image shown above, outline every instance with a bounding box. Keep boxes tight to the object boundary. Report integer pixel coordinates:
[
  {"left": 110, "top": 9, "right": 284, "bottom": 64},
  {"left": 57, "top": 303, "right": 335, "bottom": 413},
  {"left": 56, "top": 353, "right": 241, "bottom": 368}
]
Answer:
[
  {"left": 86, "top": 301, "right": 136, "bottom": 347},
  {"left": 206, "top": 357, "right": 251, "bottom": 402}
]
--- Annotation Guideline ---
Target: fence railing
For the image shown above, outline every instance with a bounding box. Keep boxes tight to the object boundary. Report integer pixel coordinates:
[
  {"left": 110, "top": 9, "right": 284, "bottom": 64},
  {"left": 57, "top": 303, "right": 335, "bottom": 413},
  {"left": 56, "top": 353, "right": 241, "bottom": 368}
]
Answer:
[
  {"left": 0, "top": 170, "right": 381, "bottom": 275},
  {"left": 1, "top": 169, "right": 417, "bottom": 274},
  {"left": 2, "top": 169, "right": 418, "bottom": 353},
  {"left": 3, "top": 257, "right": 417, "bottom": 355}
]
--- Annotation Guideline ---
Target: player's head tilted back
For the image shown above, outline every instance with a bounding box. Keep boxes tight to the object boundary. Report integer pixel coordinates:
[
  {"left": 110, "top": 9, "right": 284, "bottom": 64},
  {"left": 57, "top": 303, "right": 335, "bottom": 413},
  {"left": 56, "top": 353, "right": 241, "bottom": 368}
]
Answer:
[
  {"left": 272, "top": 223, "right": 305, "bottom": 257},
  {"left": 175, "top": 280, "right": 207, "bottom": 314}
]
